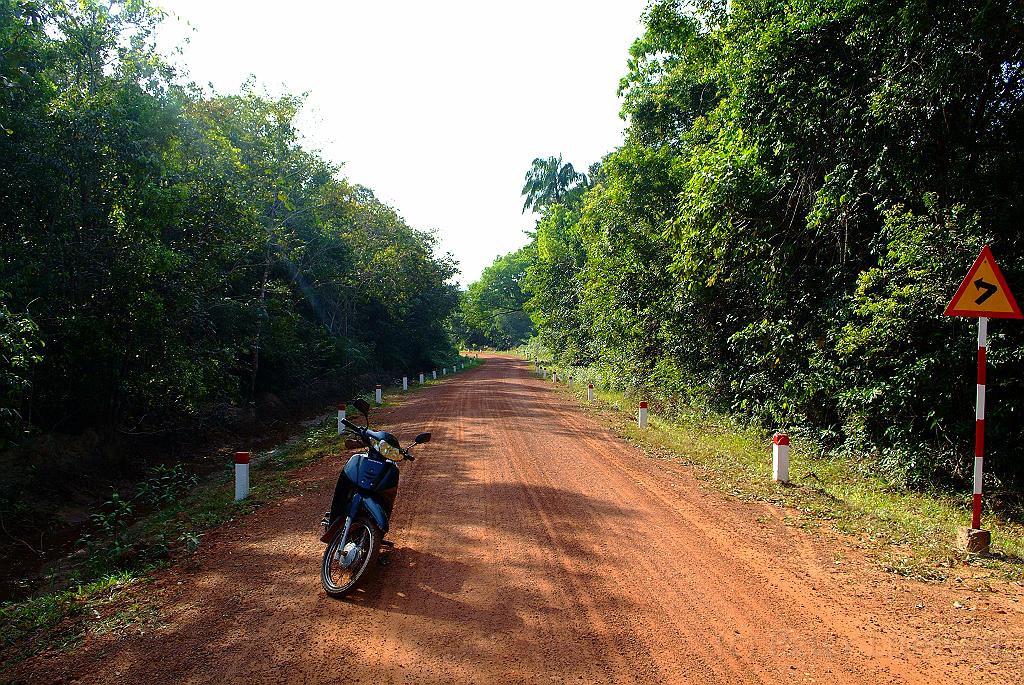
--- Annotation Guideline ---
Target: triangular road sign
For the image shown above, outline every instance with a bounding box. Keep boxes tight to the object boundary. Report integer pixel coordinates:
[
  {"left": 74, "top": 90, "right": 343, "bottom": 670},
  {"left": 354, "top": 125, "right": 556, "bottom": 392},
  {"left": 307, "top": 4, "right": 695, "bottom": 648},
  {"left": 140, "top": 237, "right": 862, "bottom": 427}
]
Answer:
[{"left": 944, "top": 246, "right": 1022, "bottom": 319}]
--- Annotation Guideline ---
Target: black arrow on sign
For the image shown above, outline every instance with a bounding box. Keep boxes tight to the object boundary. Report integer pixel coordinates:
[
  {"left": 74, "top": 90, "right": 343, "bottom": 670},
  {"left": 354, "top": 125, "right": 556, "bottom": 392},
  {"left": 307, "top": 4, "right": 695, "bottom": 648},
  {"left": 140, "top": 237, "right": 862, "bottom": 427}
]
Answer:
[{"left": 974, "top": 278, "right": 998, "bottom": 305}]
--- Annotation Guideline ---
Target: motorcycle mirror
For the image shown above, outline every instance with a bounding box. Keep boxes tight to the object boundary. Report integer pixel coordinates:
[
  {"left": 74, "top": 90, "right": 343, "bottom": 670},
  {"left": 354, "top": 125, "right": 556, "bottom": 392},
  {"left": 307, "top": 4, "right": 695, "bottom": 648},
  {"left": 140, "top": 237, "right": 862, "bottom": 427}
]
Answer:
[
  {"left": 353, "top": 398, "right": 371, "bottom": 417},
  {"left": 414, "top": 432, "right": 431, "bottom": 445}
]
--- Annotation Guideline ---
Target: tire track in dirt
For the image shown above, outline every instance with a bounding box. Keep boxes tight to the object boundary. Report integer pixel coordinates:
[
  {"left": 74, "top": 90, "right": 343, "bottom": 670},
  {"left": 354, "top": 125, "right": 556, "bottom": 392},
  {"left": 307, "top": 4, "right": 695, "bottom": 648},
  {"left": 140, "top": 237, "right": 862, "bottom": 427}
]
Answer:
[{"left": 6, "top": 354, "right": 1024, "bottom": 684}]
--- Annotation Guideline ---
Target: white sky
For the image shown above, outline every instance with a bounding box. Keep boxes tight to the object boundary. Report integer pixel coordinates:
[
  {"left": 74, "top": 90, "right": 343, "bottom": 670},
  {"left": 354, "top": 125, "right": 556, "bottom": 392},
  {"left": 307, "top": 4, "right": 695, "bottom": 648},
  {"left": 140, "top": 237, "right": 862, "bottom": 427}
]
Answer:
[{"left": 154, "top": 1, "right": 648, "bottom": 286}]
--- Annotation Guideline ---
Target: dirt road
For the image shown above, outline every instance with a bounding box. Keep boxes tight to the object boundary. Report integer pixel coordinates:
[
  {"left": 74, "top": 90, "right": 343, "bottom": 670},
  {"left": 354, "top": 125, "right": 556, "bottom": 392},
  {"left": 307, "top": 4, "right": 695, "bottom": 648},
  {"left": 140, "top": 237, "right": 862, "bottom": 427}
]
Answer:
[{"left": 8, "top": 355, "right": 1024, "bottom": 684}]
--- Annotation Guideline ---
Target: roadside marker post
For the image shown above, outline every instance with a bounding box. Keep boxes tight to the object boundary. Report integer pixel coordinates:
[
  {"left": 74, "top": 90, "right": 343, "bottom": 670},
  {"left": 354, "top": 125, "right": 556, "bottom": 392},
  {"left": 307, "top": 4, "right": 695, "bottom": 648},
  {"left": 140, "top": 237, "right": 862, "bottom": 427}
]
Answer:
[
  {"left": 433, "top": 370, "right": 437, "bottom": 380},
  {"left": 943, "top": 245, "right": 1022, "bottom": 553},
  {"left": 638, "top": 401, "right": 648, "bottom": 428},
  {"left": 375, "top": 384, "right": 382, "bottom": 405},
  {"left": 419, "top": 372, "right": 425, "bottom": 384},
  {"left": 543, "top": 368, "right": 548, "bottom": 380},
  {"left": 403, "top": 376, "right": 408, "bottom": 391},
  {"left": 337, "top": 403, "right": 346, "bottom": 435},
  {"left": 553, "top": 371, "right": 558, "bottom": 383},
  {"left": 234, "top": 452, "right": 250, "bottom": 501},
  {"left": 587, "top": 383, "right": 594, "bottom": 402},
  {"left": 772, "top": 434, "right": 790, "bottom": 484}
]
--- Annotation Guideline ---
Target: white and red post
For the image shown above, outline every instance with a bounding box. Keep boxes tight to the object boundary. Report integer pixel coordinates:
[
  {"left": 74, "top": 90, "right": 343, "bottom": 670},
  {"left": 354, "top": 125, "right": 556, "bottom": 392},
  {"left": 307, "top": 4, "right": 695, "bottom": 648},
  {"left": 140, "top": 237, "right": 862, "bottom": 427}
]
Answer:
[
  {"left": 375, "top": 384, "right": 382, "bottom": 404},
  {"left": 433, "top": 370, "right": 437, "bottom": 380},
  {"left": 419, "top": 372, "right": 425, "bottom": 384},
  {"left": 403, "top": 376, "right": 408, "bottom": 391},
  {"left": 337, "top": 403, "right": 346, "bottom": 435},
  {"left": 638, "top": 401, "right": 648, "bottom": 428},
  {"left": 973, "top": 317, "right": 987, "bottom": 529},
  {"left": 587, "top": 383, "right": 594, "bottom": 401},
  {"left": 234, "top": 451, "right": 250, "bottom": 501},
  {"left": 773, "top": 433, "right": 790, "bottom": 483}
]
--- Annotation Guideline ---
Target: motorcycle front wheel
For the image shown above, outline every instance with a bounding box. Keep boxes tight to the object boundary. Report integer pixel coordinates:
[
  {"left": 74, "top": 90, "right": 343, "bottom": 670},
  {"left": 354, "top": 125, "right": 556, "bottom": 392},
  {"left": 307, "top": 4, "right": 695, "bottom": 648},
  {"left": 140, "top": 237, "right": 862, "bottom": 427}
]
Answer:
[{"left": 321, "top": 515, "right": 380, "bottom": 598}]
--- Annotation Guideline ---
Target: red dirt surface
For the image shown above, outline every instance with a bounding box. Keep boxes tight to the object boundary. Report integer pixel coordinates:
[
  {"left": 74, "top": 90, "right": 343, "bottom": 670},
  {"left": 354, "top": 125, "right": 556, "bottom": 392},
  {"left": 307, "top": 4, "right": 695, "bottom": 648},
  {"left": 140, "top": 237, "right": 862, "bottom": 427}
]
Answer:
[{"left": 7, "top": 354, "right": 1024, "bottom": 684}]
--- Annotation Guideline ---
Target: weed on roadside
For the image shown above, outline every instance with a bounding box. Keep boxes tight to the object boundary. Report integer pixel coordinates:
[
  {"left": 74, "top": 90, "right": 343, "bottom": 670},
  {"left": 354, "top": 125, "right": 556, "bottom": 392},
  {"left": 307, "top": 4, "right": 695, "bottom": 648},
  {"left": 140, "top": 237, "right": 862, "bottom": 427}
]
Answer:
[
  {"left": 0, "top": 570, "right": 152, "bottom": 669},
  {"left": 0, "top": 416, "right": 346, "bottom": 670}
]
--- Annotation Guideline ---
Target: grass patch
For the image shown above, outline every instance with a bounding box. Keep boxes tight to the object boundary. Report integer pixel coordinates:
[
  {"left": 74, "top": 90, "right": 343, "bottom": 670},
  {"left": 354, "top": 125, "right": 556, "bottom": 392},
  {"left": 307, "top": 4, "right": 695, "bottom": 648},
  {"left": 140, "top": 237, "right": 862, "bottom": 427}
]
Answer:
[
  {"left": 135, "top": 419, "right": 346, "bottom": 546},
  {"left": 547, "top": 366, "right": 1024, "bottom": 582},
  {"left": 0, "top": 569, "right": 154, "bottom": 668},
  {"left": 0, "top": 416, "right": 347, "bottom": 670}
]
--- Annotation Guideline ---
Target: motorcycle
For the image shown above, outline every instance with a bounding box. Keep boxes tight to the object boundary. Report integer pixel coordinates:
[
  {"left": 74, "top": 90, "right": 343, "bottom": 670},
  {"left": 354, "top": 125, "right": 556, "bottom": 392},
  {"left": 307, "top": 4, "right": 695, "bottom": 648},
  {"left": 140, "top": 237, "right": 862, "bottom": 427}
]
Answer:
[{"left": 319, "top": 397, "right": 430, "bottom": 597}]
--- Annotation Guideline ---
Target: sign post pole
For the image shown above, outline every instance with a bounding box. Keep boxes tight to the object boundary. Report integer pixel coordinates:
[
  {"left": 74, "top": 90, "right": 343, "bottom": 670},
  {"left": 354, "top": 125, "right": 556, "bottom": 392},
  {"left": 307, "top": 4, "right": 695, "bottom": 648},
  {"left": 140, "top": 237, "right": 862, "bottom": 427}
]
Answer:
[{"left": 973, "top": 317, "right": 987, "bottom": 530}]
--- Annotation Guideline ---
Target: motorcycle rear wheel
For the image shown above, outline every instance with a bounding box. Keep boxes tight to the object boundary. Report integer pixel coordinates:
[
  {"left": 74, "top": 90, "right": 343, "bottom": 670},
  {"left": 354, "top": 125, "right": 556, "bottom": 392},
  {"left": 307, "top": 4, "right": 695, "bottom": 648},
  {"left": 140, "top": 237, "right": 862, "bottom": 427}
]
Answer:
[{"left": 321, "top": 515, "right": 380, "bottom": 598}]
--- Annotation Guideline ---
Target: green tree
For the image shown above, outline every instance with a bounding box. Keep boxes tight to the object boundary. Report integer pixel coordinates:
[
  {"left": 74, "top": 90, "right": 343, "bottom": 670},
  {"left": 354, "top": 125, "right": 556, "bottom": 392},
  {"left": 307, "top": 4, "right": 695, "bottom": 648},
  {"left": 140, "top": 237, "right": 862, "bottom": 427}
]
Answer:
[
  {"left": 0, "top": 292, "right": 41, "bottom": 447},
  {"left": 517, "top": 0, "right": 1024, "bottom": 488},
  {"left": 0, "top": 0, "right": 461, "bottom": 522},
  {"left": 459, "top": 246, "right": 535, "bottom": 349},
  {"left": 520, "top": 155, "right": 587, "bottom": 213}
]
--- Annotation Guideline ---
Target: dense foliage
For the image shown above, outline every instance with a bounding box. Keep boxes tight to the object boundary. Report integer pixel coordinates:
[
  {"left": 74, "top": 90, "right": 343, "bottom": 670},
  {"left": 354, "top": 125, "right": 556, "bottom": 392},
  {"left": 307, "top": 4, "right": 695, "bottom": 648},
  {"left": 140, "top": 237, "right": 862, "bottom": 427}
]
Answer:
[
  {"left": 454, "top": 246, "right": 535, "bottom": 349},
  {"left": 491, "top": 0, "right": 1024, "bottom": 489},
  {"left": 0, "top": 0, "right": 459, "bottom": 446}
]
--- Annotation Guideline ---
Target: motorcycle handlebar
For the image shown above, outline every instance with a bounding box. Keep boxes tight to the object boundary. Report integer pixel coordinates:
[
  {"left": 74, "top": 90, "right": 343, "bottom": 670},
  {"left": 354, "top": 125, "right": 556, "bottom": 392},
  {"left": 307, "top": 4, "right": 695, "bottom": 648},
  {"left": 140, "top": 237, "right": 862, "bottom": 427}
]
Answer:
[
  {"left": 340, "top": 417, "right": 420, "bottom": 461},
  {"left": 341, "top": 417, "right": 364, "bottom": 433}
]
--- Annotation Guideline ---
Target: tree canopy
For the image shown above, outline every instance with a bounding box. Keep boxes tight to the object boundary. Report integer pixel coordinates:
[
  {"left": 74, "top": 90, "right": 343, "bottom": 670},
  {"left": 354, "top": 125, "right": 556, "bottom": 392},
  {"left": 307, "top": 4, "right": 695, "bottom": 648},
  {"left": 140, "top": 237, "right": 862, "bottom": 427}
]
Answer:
[
  {"left": 496, "top": 0, "right": 1024, "bottom": 489},
  {"left": 0, "top": 0, "right": 460, "bottom": 448},
  {"left": 521, "top": 155, "right": 588, "bottom": 214}
]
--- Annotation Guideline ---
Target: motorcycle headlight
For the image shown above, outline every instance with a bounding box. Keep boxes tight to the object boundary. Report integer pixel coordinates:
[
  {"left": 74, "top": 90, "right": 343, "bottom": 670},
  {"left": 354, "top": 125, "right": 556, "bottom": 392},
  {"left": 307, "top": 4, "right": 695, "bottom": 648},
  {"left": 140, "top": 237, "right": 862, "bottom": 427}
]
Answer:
[{"left": 375, "top": 439, "right": 400, "bottom": 461}]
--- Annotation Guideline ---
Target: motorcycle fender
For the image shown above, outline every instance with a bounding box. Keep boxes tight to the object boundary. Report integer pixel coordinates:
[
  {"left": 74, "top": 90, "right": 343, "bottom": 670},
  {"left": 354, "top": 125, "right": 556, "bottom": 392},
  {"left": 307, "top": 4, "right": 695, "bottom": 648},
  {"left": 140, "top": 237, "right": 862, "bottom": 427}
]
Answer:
[
  {"left": 320, "top": 493, "right": 389, "bottom": 542},
  {"left": 360, "top": 497, "right": 389, "bottom": 535},
  {"left": 320, "top": 517, "right": 343, "bottom": 544},
  {"left": 321, "top": 491, "right": 363, "bottom": 544}
]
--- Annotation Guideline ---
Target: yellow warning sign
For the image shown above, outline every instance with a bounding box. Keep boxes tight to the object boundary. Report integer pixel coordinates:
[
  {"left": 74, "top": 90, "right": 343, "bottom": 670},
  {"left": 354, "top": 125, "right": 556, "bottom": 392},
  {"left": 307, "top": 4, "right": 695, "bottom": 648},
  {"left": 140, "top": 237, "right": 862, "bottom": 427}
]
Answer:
[{"left": 944, "top": 246, "right": 1022, "bottom": 319}]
